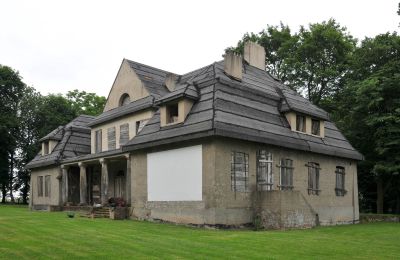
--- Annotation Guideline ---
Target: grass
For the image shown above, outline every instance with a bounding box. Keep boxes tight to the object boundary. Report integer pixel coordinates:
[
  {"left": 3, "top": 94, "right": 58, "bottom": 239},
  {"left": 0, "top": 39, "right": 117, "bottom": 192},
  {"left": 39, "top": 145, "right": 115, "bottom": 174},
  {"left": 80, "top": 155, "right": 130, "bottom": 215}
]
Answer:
[{"left": 0, "top": 205, "right": 399, "bottom": 259}]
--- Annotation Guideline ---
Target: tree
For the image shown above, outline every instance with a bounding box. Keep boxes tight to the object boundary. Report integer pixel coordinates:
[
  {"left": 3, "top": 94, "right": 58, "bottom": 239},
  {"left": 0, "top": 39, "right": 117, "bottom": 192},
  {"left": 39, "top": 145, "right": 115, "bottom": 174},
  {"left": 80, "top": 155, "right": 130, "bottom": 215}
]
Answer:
[
  {"left": 335, "top": 33, "right": 400, "bottom": 213},
  {"left": 0, "top": 65, "right": 25, "bottom": 203},
  {"left": 66, "top": 89, "right": 106, "bottom": 116}
]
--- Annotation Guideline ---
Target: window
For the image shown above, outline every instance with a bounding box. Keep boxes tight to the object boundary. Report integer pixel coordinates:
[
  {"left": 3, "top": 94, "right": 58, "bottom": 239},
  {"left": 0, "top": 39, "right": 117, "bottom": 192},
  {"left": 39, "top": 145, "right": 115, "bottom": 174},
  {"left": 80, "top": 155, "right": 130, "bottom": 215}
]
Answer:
[
  {"left": 37, "top": 176, "right": 43, "bottom": 197},
  {"left": 278, "top": 158, "right": 294, "bottom": 190},
  {"left": 257, "top": 150, "right": 273, "bottom": 191},
  {"left": 307, "top": 162, "right": 320, "bottom": 195},
  {"left": 95, "top": 129, "right": 102, "bottom": 153},
  {"left": 119, "top": 123, "right": 129, "bottom": 145},
  {"left": 166, "top": 103, "right": 179, "bottom": 124},
  {"left": 231, "top": 151, "right": 249, "bottom": 192},
  {"left": 44, "top": 175, "right": 51, "bottom": 197},
  {"left": 335, "top": 166, "right": 346, "bottom": 196},
  {"left": 107, "top": 127, "right": 116, "bottom": 150},
  {"left": 311, "top": 119, "right": 320, "bottom": 136},
  {"left": 296, "top": 115, "right": 306, "bottom": 132},
  {"left": 136, "top": 119, "right": 149, "bottom": 134},
  {"left": 43, "top": 142, "right": 49, "bottom": 155},
  {"left": 119, "top": 93, "right": 130, "bottom": 106}
]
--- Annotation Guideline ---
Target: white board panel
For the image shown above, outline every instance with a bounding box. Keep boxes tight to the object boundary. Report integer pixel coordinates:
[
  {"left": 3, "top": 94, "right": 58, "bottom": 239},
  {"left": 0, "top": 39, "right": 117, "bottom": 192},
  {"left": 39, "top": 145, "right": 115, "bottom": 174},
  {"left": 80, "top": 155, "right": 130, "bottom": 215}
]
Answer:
[{"left": 147, "top": 145, "right": 202, "bottom": 201}]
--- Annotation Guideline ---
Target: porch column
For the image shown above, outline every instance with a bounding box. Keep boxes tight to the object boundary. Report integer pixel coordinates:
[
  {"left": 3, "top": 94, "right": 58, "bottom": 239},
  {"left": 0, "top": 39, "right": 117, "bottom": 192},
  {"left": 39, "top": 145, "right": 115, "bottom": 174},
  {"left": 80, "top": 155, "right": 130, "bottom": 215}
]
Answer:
[
  {"left": 100, "top": 159, "right": 109, "bottom": 205},
  {"left": 61, "top": 165, "right": 68, "bottom": 205},
  {"left": 57, "top": 168, "right": 63, "bottom": 207},
  {"left": 125, "top": 154, "right": 131, "bottom": 206},
  {"left": 78, "top": 162, "right": 87, "bottom": 205},
  {"left": 29, "top": 173, "right": 33, "bottom": 210}
]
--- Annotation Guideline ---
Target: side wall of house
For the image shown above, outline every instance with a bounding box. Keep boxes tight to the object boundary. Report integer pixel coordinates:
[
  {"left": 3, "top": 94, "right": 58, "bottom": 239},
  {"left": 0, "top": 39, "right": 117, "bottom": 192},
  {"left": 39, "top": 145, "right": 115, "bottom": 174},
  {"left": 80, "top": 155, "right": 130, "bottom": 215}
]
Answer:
[
  {"left": 129, "top": 137, "right": 359, "bottom": 227},
  {"left": 30, "top": 166, "right": 61, "bottom": 210}
]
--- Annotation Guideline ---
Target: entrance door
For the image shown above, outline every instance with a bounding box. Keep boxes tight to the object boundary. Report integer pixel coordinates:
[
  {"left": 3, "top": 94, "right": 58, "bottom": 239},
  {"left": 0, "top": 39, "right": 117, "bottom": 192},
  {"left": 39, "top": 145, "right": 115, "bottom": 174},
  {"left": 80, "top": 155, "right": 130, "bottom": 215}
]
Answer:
[{"left": 114, "top": 170, "right": 125, "bottom": 198}]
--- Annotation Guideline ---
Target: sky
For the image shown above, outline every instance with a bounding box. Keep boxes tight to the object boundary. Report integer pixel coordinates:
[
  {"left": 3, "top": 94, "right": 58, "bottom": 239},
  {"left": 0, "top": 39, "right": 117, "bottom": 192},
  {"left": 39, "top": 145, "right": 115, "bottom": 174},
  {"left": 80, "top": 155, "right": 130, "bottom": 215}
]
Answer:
[{"left": 1, "top": 0, "right": 399, "bottom": 97}]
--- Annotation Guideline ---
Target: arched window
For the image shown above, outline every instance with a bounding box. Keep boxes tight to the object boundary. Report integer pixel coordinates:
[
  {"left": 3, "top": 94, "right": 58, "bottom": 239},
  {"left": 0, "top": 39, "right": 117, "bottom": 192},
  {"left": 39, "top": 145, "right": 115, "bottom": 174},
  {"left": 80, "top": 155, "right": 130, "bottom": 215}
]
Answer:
[{"left": 119, "top": 93, "right": 130, "bottom": 106}]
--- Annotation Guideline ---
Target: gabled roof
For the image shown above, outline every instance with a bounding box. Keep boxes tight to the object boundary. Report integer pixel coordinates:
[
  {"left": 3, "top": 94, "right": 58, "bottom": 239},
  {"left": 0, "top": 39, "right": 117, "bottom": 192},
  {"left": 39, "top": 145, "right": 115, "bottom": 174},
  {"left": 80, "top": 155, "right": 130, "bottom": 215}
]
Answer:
[
  {"left": 125, "top": 59, "right": 172, "bottom": 98},
  {"left": 26, "top": 115, "right": 95, "bottom": 169},
  {"left": 39, "top": 126, "right": 63, "bottom": 142},
  {"left": 122, "top": 61, "right": 362, "bottom": 161},
  {"left": 155, "top": 84, "right": 199, "bottom": 105}
]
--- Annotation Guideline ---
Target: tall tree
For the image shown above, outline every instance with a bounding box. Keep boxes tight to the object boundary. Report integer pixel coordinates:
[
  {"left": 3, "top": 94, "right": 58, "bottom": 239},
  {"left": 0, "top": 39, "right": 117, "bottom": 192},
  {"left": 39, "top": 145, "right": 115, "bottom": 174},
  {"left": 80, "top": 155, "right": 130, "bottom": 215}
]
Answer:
[
  {"left": 335, "top": 33, "right": 400, "bottom": 213},
  {"left": 0, "top": 65, "right": 25, "bottom": 202},
  {"left": 66, "top": 89, "right": 106, "bottom": 116}
]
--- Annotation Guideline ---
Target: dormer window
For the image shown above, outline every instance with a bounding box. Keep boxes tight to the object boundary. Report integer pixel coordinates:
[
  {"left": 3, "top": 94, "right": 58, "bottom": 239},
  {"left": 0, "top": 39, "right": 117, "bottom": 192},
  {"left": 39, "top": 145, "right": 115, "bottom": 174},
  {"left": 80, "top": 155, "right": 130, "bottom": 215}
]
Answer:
[
  {"left": 296, "top": 115, "right": 306, "bottom": 132},
  {"left": 119, "top": 93, "right": 131, "bottom": 106},
  {"left": 166, "top": 103, "right": 179, "bottom": 124},
  {"left": 42, "top": 142, "right": 49, "bottom": 155},
  {"left": 311, "top": 119, "right": 321, "bottom": 136}
]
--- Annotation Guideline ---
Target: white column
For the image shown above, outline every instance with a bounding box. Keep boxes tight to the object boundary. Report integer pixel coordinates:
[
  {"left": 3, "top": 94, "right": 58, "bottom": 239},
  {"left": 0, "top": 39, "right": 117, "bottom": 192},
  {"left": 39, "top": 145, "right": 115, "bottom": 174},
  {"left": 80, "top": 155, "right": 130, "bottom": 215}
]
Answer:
[
  {"left": 61, "top": 165, "right": 69, "bottom": 205},
  {"left": 78, "top": 162, "right": 87, "bottom": 205},
  {"left": 125, "top": 154, "right": 131, "bottom": 206},
  {"left": 100, "top": 159, "right": 109, "bottom": 205}
]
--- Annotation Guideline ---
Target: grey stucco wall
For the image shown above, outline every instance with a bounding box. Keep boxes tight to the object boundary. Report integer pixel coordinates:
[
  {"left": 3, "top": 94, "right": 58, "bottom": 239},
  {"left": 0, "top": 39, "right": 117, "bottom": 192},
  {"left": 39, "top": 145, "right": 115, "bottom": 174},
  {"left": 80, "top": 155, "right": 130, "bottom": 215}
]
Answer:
[{"left": 30, "top": 166, "right": 61, "bottom": 209}]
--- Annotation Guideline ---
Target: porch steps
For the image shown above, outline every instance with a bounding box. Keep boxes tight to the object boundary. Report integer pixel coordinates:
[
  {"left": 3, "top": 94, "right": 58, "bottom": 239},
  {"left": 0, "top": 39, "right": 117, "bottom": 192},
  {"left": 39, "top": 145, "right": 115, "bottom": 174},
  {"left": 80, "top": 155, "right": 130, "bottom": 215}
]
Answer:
[{"left": 80, "top": 207, "right": 110, "bottom": 218}]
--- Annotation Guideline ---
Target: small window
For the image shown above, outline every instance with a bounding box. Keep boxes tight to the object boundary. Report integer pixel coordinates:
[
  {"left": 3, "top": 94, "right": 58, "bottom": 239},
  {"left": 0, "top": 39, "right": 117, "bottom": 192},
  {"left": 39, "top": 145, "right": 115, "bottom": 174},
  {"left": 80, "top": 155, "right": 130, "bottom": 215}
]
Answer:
[
  {"left": 119, "top": 93, "right": 130, "bottom": 106},
  {"left": 257, "top": 150, "right": 273, "bottom": 191},
  {"left": 95, "top": 129, "right": 102, "bottom": 153},
  {"left": 307, "top": 162, "right": 320, "bottom": 195},
  {"left": 43, "top": 142, "right": 49, "bottom": 155},
  {"left": 335, "top": 167, "right": 346, "bottom": 196},
  {"left": 107, "top": 127, "right": 116, "bottom": 150},
  {"left": 278, "top": 158, "right": 294, "bottom": 190},
  {"left": 44, "top": 175, "right": 51, "bottom": 197},
  {"left": 296, "top": 115, "right": 306, "bottom": 132},
  {"left": 166, "top": 103, "right": 179, "bottom": 124},
  {"left": 231, "top": 151, "right": 249, "bottom": 192},
  {"left": 311, "top": 119, "right": 320, "bottom": 136},
  {"left": 136, "top": 119, "right": 149, "bottom": 134},
  {"left": 37, "top": 176, "right": 43, "bottom": 197},
  {"left": 119, "top": 123, "right": 129, "bottom": 145}
]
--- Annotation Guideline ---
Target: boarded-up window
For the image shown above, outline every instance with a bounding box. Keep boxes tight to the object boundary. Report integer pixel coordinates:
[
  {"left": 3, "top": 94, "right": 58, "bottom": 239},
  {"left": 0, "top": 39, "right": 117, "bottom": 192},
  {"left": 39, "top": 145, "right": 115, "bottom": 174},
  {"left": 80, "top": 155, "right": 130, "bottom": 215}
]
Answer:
[
  {"left": 231, "top": 151, "right": 249, "bottom": 192},
  {"left": 335, "top": 166, "right": 346, "bottom": 196},
  {"left": 278, "top": 158, "right": 294, "bottom": 190},
  {"left": 37, "top": 176, "right": 43, "bottom": 197},
  {"left": 257, "top": 150, "right": 273, "bottom": 191},
  {"left": 296, "top": 115, "right": 306, "bottom": 132},
  {"left": 136, "top": 119, "right": 149, "bottom": 134},
  {"left": 95, "top": 130, "right": 102, "bottom": 153},
  {"left": 311, "top": 119, "right": 320, "bottom": 136},
  {"left": 119, "top": 123, "right": 129, "bottom": 145},
  {"left": 44, "top": 175, "right": 51, "bottom": 197},
  {"left": 307, "top": 162, "right": 320, "bottom": 195},
  {"left": 107, "top": 127, "right": 116, "bottom": 150}
]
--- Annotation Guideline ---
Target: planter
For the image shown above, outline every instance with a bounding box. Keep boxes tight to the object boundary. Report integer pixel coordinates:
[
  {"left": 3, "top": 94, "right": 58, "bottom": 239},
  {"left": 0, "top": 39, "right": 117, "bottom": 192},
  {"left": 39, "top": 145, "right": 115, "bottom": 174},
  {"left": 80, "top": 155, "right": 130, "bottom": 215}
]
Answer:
[{"left": 110, "top": 207, "right": 127, "bottom": 220}]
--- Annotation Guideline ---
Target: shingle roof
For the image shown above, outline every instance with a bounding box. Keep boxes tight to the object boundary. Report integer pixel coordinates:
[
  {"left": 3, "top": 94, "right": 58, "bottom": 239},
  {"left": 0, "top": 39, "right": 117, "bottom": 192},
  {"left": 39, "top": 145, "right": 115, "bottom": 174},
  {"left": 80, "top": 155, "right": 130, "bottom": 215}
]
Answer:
[
  {"left": 26, "top": 115, "right": 95, "bottom": 169},
  {"left": 38, "top": 126, "right": 64, "bottom": 142},
  {"left": 155, "top": 84, "right": 199, "bottom": 105},
  {"left": 88, "top": 96, "right": 155, "bottom": 127},
  {"left": 122, "top": 61, "right": 362, "bottom": 161}
]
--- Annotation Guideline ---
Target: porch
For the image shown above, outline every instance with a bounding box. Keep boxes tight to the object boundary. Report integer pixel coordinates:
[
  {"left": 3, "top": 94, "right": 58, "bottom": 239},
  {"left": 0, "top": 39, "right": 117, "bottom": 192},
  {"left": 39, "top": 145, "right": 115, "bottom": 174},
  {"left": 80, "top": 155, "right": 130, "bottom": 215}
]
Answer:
[{"left": 60, "top": 154, "right": 131, "bottom": 207}]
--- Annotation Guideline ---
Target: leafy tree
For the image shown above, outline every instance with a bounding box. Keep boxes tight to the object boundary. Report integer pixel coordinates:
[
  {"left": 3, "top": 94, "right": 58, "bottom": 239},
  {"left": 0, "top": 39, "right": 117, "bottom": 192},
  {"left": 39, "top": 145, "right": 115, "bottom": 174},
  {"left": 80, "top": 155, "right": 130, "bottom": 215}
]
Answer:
[
  {"left": 335, "top": 33, "right": 400, "bottom": 213},
  {"left": 66, "top": 89, "right": 106, "bottom": 116},
  {"left": 0, "top": 65, "right": 25, "bottom": 203}
]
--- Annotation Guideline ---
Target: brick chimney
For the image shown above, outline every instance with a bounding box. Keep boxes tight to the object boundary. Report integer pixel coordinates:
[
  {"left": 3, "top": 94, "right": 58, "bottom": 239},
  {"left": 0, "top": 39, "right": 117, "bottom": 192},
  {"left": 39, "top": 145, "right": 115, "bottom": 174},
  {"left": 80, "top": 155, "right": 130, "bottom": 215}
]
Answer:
[
  {"left": 224, "top": 51, "right": 243, "bottom": 80},
  {"left": 244, "top": 41, "right": 265, "bottom": 70}
]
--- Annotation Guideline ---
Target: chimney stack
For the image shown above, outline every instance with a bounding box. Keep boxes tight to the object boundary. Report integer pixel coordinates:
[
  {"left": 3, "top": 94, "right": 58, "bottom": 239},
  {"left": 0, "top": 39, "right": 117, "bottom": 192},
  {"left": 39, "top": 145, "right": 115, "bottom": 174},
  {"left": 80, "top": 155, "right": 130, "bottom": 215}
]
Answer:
[
  {"left": 224, "top": 51, "right": 243, "bottom": 81},
  {"left": 165, "top": 73, "right": 178, "bottom": 91},
  {"left": 244, "top": 41, "right": 265, "bottom": 70}
]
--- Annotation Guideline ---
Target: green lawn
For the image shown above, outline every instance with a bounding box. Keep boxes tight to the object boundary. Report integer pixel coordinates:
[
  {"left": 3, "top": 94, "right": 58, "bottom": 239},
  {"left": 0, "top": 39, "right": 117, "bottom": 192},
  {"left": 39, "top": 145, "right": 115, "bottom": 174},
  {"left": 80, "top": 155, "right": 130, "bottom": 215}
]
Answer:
[{"left": 0, "top": 205, "right": 399, "bottom": 259}]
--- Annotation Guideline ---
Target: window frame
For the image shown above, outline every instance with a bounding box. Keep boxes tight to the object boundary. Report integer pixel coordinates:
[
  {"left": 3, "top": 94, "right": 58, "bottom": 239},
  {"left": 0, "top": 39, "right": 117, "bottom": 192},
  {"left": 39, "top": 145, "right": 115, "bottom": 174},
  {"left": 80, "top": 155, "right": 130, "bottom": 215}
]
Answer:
[
  {"left": 306, "top": 162, "right": 321, "bottom": 195},
  {"left": 44, "top": 175, "right": 51, "bottom": 197},
  {"left": 107, "top": 126, "right": 116, "bottom": 150},
  {"left": 231, "top": 151, "right": 249, "bottom": 192},
  {"left": 296, "top": 114, "right": 306, "bottom": 132},
  {"left": 278, "top": 158, "right": 294, "bottom": 190},
  {"left": 256, "top": 150, "right": 274, "bottom": 191},
  {"left": 166, "top": 103, "right": 179, "bottom": 124},
  {"left": 335, "top": 166, "right": 346, "bottom": 196},
  {"left": 311, "top": 119, "right": 321, "bottom": 136},
  {"left": 37, "top": 176, "right": 44, "bottom": 197},
  {"left": 95, "top": 129, "right": 102, "bottom": 153}
]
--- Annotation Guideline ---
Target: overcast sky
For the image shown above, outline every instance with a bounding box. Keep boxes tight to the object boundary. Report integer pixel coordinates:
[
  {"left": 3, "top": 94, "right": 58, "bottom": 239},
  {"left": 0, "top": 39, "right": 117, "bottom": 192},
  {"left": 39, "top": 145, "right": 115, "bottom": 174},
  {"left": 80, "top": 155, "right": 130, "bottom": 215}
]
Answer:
[{"left": 1, "top": 0, "right": 399, "bottom": 97}]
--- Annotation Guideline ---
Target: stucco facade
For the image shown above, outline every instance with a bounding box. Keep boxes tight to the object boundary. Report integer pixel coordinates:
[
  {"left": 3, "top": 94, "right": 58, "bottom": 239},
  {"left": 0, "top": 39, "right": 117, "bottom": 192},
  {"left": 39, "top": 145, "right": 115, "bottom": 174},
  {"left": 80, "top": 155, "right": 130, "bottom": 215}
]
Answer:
[{"left": 30, "top": 167, "right": 61, "bottom": 210}]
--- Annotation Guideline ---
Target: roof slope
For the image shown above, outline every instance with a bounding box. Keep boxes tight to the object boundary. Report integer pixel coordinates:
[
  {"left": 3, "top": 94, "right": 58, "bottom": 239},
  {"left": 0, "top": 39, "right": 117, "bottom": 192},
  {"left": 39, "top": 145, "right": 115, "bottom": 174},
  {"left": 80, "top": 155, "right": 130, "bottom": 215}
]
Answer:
[
  {"left": 123, "top": 61, "right": 362, "bottom": 160},
  {"left": 26, "top": 115, "right": 95, "bottom": 169}
]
